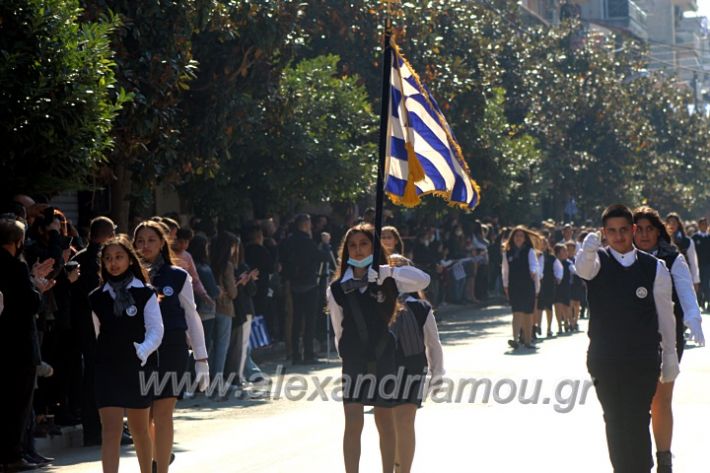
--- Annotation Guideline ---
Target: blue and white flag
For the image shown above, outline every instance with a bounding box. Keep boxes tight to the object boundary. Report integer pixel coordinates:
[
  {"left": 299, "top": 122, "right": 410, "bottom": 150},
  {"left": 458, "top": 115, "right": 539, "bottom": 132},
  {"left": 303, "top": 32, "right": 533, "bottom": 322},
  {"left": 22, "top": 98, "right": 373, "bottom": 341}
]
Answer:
[{"left": 385, "top": 39, "right": 480, "bottom": 210}]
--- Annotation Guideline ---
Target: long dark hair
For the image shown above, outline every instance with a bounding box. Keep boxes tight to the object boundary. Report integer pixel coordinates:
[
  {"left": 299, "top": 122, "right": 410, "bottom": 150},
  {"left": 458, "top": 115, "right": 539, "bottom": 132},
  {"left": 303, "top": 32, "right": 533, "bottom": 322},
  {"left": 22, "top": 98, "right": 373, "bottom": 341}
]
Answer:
[
  {"left": 99, "top": 235, "right": 149, "bottom": 284},
  {"left": 333, "top": 223, "right": 388, "bottom": 282},
  {"left": 666, "top": 212, "right": 687, "bottom": 238},
  {"left": 502, "top": 225, "right": 542, "bottom": 253},
  {"left": 633, "top": 206, "right": 672, "bottom": 244},
  {"left": 382, "top": 225, "right": 404, "bottom": 256},
  {"left": 133, "top": 220, "right": 175, "bottom": 266},
  {"left": 188, "top": 234, "right": 210, "bottom": 266},
  {"left": 211, "top": 231, "right": 239, "bottom": 280}
]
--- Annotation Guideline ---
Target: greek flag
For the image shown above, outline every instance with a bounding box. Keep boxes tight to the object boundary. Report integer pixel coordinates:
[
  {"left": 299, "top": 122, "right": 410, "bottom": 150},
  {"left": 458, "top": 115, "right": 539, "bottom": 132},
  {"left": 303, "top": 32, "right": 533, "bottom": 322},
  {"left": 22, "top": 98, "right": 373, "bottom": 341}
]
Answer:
[{"left": 385, "top": 39, "right": 480, "bottom": 210}]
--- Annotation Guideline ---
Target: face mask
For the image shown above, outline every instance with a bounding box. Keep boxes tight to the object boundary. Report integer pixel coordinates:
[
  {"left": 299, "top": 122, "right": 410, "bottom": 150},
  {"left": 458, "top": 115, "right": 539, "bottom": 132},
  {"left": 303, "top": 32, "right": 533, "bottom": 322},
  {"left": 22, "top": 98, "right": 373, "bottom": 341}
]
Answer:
[{"left": 348, "top": 255, "right": 373, "bottom": 268}]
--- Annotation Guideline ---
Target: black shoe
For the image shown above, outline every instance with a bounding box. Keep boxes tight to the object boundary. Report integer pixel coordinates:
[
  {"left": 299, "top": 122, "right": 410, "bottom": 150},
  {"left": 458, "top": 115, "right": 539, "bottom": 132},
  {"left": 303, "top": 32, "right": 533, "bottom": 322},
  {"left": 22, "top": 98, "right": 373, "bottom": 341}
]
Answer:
[
  {"left": 2, "top": 459, "right": 38, "bottom": 471},
  {"left": 24, "top": 452, "right": 53, "bottom": 466},
  {"left": 507, "top": 339, "right": 520, "bottom": 349},
  {"left": 547, "top": 330, "right": 553, "bottom": 338},
  {"left": 524, "top": 343, "right": 538, "bottom": 350},
  {"left": 120, "top": 429, "right": 133, "bottom": 446}
]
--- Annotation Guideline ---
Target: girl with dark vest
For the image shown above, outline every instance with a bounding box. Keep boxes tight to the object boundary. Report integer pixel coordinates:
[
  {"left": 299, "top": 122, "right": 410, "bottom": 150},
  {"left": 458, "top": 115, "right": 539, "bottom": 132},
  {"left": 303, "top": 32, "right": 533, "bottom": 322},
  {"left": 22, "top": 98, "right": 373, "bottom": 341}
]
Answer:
[
  {"left": 552, "top": 243, "right": 572, "bottom": 335},
  {"left": 133, "top": 221, "right": 209, "bottom": 473},
  {"left": 666, "top": 212, "right": 700, "bottom": 292},
  {"left": 381, "top": 228, "right": 444, "bottom": 473},
  {"left": 633, "top": 206, "right": 705, "bottom": 473},
  {"left": 90, "top": 235, "right": 163, "bottom": 473},
  {"left": 326, "top": 223, "right": 430, "bottom": 473},
  {"left": 536, "top": 238, "right": 557, "bottom": 338},
  {"left": 501, "top": 226, "right": 541, "bottom": 350}
]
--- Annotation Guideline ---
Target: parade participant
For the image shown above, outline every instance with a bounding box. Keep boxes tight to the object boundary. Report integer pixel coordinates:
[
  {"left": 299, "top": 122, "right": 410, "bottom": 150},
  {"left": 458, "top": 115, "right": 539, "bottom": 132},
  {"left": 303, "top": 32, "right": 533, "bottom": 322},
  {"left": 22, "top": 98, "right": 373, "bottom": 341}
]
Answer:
[
  {"left": 665, "top": 213, "right": 700, "bottom": 292},
  {"left": 691, "top": 217, "right": 710, "bottom": 310},
  {"left": 552, "top": 243, "right": 572, "bottom": 335},
  {"left": 633, "top": 206, "right": 705, "bottom": 473},
  {"left": 537, "top": 238, "right": 557, "bottom": 338},
  {"left": 326, "top": 223, "right": 430, "bottom": 473},
  {"left": 566, "top": 240, "right": 584, "bottom": 332},
  {"left": 388, "top": 256, "right": 444, "bottom": 473},
  {"left": 381, "top": 225, "right": 404, "bottom": 256},
  {"left": 576, "top": 204, "right": 679, "bottom": 473},
  {"left": 133, "top": 221, "right": 210, "bottom": 473},
  {"left": 89, "top": 235, "right": 163, "bottom": 473},
  {"left": 501, "top": 226, "right": 540, "bottom": 350}
]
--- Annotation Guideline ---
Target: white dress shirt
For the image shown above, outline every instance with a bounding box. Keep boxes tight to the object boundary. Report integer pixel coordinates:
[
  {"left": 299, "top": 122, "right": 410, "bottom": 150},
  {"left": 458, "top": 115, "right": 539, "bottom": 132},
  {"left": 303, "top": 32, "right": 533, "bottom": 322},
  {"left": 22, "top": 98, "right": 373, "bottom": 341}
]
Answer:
[
  {"left": 652, "top": 250, "right": 702, "bottom": 328},
  {"left": 574, "top": 246, "right": 677, "bottom": 359},
  {"left": 92, "top": 277, "right": 164, "bottom": 357},
  {"left": 553, "top": 258, "right": 564, "bottom": 282},
  {"left": 326, "top": 266, "right": 431, "bottom": 353},
  {"left": 685, "top": 238, "right": 701, "bottom": 284},
  {"left": 178, "top": 273, "right": 209, "bottom": 360}
]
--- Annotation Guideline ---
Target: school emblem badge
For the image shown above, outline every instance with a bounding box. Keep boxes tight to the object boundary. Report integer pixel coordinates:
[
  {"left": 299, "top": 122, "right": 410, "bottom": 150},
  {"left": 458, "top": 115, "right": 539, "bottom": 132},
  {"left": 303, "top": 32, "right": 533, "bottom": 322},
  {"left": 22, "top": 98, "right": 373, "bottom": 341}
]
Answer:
[
  {"left": 163, "top": 286, "right": 174, "bottom": 297},
  {"left": 126, "top": 305, "right": 138, "bottom": 317},
  {"left": 636, "top": 287, "right": 648, "bottom": 299}
]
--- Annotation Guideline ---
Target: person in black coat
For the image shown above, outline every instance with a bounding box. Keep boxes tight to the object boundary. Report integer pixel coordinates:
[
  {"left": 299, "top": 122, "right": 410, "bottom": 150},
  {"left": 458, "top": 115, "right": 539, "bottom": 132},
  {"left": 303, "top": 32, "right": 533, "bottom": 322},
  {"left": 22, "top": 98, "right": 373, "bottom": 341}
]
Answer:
[
  {"left": 0, "top": 218, "right": 42, "bottom": 471},
  {"left": 70, "top": 216, "right": 116, "bottom": 446},
  {"left": 280, "top": 214, "right": 329, "bottom": 364}
]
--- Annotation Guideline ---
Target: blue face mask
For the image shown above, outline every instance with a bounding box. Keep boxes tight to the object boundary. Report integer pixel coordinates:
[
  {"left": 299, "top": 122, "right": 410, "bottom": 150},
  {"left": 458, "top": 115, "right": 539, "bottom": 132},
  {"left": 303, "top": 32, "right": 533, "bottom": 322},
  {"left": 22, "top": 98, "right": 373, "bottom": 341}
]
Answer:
[{"left": 348, "top": 255, "right": 373, "bottom": 268}]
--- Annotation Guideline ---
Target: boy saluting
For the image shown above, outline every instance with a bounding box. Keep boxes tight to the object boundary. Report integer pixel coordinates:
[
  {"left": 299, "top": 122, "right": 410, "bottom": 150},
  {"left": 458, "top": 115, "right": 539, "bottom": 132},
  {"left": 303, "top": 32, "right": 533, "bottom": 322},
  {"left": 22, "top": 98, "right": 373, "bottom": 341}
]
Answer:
[{"left": 576, "top": 204, "right": 678, "bottom": 473}]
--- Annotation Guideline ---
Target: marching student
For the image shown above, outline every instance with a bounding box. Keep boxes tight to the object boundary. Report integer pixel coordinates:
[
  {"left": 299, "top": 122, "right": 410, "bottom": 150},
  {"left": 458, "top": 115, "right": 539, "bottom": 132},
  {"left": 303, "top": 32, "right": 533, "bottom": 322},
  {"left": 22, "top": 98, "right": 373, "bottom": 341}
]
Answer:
[
  {"left": 566, "top": 240, "right": 584, "bottom": 332},
  {"left": 89, "top": 235, "right": 163, "bottom": 473},
  {"left": 537, "top": 238, "right": 557, "bottom": 338},
  {"left": 501, "top": 226, "right": 541, "bottom": 350},
  {"left": 576, "top": 204, "right": 679, "bottom": 473},
  {"left": 552, "top": 243, "right": 572, "bottom": 335},
  {"left": 381, "top": 225, "right": 405, "bottom": 257},
  {"left": 633, "top": 206, "right": 705, "bottom": 473},
  {"left": 326, "top": 223, "right": 430, "bottom": 473},
  {"left": 665, "top": 213, "right": 700, "bottom": 292},
  {"left": 691, "top": 217, "right": 710, "bottom": 310},
  {"left": 133, "top": 221, "right": 210, "bottom": 473}
]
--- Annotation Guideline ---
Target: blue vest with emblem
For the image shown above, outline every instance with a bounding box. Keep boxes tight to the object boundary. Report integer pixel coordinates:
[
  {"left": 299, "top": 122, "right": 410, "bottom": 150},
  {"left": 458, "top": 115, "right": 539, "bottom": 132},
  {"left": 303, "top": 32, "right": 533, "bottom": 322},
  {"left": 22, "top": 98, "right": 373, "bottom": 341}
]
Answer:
[{"left": 151, "top": 265, "right": 188, "bottom": 332}]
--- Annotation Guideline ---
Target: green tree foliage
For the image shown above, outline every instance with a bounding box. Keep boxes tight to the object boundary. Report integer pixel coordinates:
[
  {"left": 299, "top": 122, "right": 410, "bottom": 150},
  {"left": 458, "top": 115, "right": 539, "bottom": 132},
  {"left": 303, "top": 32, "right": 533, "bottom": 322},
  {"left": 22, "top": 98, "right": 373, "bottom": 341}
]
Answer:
[{"left": 0, "top": 0, "right": 123, "bottom": 195}]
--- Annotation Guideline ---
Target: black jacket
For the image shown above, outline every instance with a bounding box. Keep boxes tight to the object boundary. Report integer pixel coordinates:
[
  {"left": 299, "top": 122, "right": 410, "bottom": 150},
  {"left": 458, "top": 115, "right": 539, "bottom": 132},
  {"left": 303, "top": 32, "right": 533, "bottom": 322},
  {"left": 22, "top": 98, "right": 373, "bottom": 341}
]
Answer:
[
  {"left": 70, "top": 242, "right": 102, "bottom": 348},
  {"left": 0, "top": 248, "right": 41, "bottom": 365},
  {"left": 280, "top": 230, "right": 329, "bottom": 292}
]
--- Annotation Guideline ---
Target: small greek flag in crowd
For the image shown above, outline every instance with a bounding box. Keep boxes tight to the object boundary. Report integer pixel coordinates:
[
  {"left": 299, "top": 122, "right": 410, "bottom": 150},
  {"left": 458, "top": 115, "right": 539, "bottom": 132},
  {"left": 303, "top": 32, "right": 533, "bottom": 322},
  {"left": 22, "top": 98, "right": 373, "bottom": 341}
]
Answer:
[
  {"left": 249, "top": 315, "right": 272, "bottom": 348},
  {"left": 385, "top": 38, "right": 480, "bottom": 210}
]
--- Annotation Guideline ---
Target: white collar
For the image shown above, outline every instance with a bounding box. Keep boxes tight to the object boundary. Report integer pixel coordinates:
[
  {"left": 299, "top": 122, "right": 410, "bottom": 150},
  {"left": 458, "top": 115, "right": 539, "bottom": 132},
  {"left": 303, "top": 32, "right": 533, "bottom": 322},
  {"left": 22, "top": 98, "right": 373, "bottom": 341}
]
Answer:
[
  {"left": 102, "top": 276, "right": 144, "bottom": 292},
  {"left": 340, "top": 267, "right": 369, "bottom": 293},
  {"left": 608, "top": 247, "right": 637, "bottom": 267},
  {"left": 697, "top": 231, "right": 709, "bottom": 237}
]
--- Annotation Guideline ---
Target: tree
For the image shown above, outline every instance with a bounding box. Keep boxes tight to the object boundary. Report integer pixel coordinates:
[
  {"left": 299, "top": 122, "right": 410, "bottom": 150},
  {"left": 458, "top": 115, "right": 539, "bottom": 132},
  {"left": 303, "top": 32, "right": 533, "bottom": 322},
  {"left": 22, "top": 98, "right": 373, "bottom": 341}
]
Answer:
[{"left": 0, "top": 0, "right": 123, "bottom": 196}]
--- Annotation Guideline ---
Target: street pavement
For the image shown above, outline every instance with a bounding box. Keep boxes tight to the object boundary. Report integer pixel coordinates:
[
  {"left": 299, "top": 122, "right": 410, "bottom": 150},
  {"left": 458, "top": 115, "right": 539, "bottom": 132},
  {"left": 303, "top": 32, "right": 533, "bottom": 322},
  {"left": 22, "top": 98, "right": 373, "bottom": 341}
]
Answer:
[{"left": 36, "top": 303, "right": 710, "bottom": 472}]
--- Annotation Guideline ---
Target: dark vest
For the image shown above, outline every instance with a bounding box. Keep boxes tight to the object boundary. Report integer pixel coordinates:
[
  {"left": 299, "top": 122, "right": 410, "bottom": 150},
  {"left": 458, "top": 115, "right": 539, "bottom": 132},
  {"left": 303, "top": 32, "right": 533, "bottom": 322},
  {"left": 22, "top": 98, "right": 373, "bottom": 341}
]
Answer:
[
  {"left": 691, "top": 233, "right": 710, "bottom": 266},
  {"left": 506, "top": 247, "right": 534, "bottom": 291},
  {"left": 391, "top": 298, "right": 430, "bottom": 373},
  {"left": 542, "top": 253, "right": 555, "bottom": 289},
  {"left": 586, "top": 249, "right": 660, "bottom": 361},
  {"left": 654, "top": 247, "right": 686, "bottom": 344},
  {"left": 329, "top": 279, "right": 396, "bottom": 361},
  {"left": 89, "top": 285, "right": 156, "bottom": 367},
  {"left": 151, "top": 265, "right": 188, "bottom": 333},
  {"left": 673, "top": 233, "right": 690, "bottom": 259}
]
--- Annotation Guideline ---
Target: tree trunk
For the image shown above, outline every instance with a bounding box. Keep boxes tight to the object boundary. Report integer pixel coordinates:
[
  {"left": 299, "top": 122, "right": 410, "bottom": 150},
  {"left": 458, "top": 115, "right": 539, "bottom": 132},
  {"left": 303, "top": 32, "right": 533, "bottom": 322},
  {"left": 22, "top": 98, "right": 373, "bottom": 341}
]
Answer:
[{"left": 111, "top": 162, "right": 132, "bottom": 233}]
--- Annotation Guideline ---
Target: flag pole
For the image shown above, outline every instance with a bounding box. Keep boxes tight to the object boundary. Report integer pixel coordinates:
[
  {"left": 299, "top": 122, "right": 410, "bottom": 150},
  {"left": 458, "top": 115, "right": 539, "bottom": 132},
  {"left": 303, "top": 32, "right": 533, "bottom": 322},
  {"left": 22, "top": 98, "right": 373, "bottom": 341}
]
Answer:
[{"left": 373, "top": 5, "right": 393, "bottom": 268}]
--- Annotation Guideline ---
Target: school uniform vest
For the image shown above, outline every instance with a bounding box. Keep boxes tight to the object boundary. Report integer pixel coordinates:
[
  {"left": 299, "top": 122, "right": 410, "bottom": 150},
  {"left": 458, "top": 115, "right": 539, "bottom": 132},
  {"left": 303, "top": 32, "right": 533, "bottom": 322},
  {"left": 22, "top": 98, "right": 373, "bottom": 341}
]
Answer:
[
  {"left": 507, "top": 248, "right": 534, "bottom": 291},
  {"left": 542, "top": 253, "right": 555, "bottom": 289},
  {"left": 329, "top": 279, "right": 396, "bottom": 361},
  {"left": 151, "top": 265, "right": 188, "bottom": 333},
  {"left": 89, "top": 285, "right": 155, "bottom": 367},
  {"left": 391, "top": 298, "right": 430, "bottom": 373},
  {"left": 586, "top": 249, "right": 660, "bottom": 361},
  {"left": 673, "top": 234, "right": 690, "bottom": 259},
  {"left": 654, "top": 247, "right": 686, "bottom": 346},
  {"left": 692, "top": 233, "right": 710, "bottom": 266}
]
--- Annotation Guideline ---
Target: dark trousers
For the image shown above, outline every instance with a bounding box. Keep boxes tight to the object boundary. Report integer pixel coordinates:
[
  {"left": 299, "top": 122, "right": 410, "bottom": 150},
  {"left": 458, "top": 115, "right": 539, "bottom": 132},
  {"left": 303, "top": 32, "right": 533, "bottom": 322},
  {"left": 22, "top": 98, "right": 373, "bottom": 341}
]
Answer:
[
  {"left": 291, "top": 287, "right": 318, "bottom": 360},
  {"left": 0, "top": 363, "right": 37, "bottom": 463},
  {"left": 587, "top": 357, "right": 660, "bottom": 473},
  {"left": 699, "top": 265, "right": 710, "bottom": 309},
  {"left": 80, "top": 348, "right": 101, "bottom": 444}
]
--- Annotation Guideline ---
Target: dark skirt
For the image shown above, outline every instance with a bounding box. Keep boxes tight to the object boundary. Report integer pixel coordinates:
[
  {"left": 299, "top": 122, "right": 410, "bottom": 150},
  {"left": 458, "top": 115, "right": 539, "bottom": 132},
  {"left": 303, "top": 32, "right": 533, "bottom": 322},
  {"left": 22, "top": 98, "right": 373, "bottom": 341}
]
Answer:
[
  {"left": 153, "top": 330, "right": 189, "bottom": 400},
  {"left": 553, "top": 282, "right": 571, "bottom": 305},
  {"left": 341, "top": 338, "right": 397, "bottom": 407},
  {"left": 571, "top": 278, "right": 586, "bottom": 302},
  {"left": 392, "top": 364, "right": 428, "bottom": 407},
  {"left": 95, "top": 362, "right": 154, "bottom": 409},
  {"left": 509, "top": 279, "right": 536, "bottom": 313},
  {"left": 538, "top": 279, "right": 555, "bottom": 310}
]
